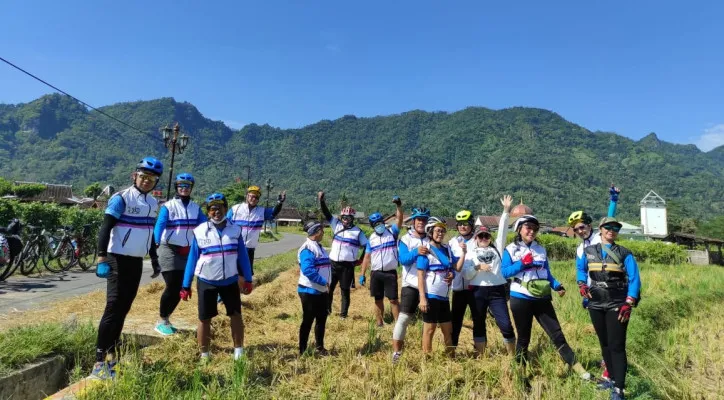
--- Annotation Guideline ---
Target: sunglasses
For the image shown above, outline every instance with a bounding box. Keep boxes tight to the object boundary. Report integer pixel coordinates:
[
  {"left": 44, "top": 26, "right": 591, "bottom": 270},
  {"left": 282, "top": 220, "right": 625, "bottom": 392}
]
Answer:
[
  {"left": 601, "top": 225, "right": 621, "bottom": 233},
  {"left": 137, "top": 173, "right": 159, "bottom": 182},
  {"left": 477, "top": 234, "right": 491, "bottom": 240},
  {"left": 247, "top": 194, "right": 260, "bottom": 200},
  {"left": 177, "top": 183, "right": 192, "bottom": 189},
  {"left": 341, "top": 215, "right": 354, "bottom": 221},
  {"left": 573, "top": 225, "right": 588, "bottom": 232},
  {"left": 208, "top": 206, "right": 223, "bottom": 212}
]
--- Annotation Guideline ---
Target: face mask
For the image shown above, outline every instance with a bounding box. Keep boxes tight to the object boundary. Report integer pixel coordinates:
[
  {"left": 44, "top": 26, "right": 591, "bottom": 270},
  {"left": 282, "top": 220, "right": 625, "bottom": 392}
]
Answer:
[
  {"left": 211, "top": 216, "right": 227, "bottom": 224},
  {"left": 374, "top": 225, "right": 386, "bottom": 235}
]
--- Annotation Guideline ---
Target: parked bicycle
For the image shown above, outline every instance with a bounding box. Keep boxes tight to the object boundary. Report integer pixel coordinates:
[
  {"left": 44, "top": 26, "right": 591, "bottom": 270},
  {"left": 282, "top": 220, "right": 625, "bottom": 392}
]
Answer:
[
  {"left": 0, "top": 219, "right": 24, "bottom": 281},
  {"left": 70, "top": 223, "right": 98, "bottom": 271},
  {"left": 41, "top": 226, "right": 76, "bottom": 273},
  {"left": 17, "top": 225, "right": 48, "bottom": 276}
]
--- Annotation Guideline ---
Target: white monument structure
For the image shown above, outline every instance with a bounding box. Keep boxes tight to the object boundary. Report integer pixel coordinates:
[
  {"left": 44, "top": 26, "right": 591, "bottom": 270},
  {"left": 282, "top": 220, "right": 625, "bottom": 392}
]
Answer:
[{"left": 640, "top": 190, "right": 667, "bottom": 238}]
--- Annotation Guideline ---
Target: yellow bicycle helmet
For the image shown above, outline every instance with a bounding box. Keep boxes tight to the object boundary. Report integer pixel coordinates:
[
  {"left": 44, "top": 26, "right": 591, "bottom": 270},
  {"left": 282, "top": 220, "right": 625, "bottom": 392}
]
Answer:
[
  {"left": 247, "top": 185, "right": 262, "bottom": 196},
  {"left": 567, "top": 210, "right": 592, "bottom": 227},
  {"left": 455, "top": 210, "right": 473, "bottom": 224}
]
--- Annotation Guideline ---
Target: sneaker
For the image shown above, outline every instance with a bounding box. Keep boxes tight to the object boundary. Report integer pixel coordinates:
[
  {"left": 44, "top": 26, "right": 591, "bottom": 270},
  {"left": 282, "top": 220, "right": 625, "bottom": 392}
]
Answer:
[
  {"left": 392, "top": 352, "right": 401, "bottom": 364},
  {"left": 338, "top": 314, "right": 348, "bottom": 319},
  {"left": 316, "top": 347, "right": 329, "bottom": 356},
  {"left": 155, "top": 321, "right": 175, "bottom": 336},
  {"left": 90, "top": 361, "right": 115, "bottom": 380},
  {"left": 597, "top": 379, "right": 614, "bottom": 391},
  {"left": 610, "top": 387, "right": 625, "bottom": 400}
]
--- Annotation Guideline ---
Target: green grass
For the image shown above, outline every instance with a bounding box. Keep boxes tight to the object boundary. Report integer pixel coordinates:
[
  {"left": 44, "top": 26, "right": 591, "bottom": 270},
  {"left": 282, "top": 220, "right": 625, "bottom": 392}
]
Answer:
[
  {"left": 74, "top": 258, "right": 724, "bottom": 399},
  {"left": 258, "top": 231, "right": 281, "bottom": 243},
  {"left": 0, "top": 320, "right": 97, "bottom": 378}
]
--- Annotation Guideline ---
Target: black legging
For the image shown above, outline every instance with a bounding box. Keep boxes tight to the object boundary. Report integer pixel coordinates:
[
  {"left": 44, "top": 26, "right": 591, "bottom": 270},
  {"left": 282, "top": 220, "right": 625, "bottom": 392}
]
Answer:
[
  {"left": 159, "top": 270, "right": 184, "bottom": 319},
  {"left": 328, "top": 261, "right": 354, "bottom": 317},
  {"left": 299, "top": 292, "right": 328, "bottom": 353},
  {"left": 589, "top": 308, "right": 628, "bottom": 389},
  {"left": 247, "top": 247, "right": 255, "bottom": 276},
  {"left": 96, "top": 254, "right": 143, "bottom": 362},
  {"left": 509, "top": 297, "right": 576, "bottom": 365},
  {"left": 451, "top": 290, "right": 474, "bottom": 346}
]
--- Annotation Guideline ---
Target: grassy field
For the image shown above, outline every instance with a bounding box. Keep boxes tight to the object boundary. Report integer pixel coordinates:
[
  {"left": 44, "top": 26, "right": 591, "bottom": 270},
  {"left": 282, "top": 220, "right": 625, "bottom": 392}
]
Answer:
[{"left": 2, "top": 247, "right": 722, "bottom": 399}]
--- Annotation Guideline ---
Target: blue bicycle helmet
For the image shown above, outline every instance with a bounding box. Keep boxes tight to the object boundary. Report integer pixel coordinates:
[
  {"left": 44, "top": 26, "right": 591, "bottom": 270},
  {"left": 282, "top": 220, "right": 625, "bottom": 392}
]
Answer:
[
  {"left": 136, "top": 157, "right": 163, "bottom": 176},
  {"left": 368, "top": 212, "right": 384, "bottom": 226},
  {"left": 205, "top": 193, "right": 228, "bottom": 209},
  {"left": 410, "top": 207, "right": 430, "bottom": 220},
  {"left": 175, "top": 173, "right": 195, "bottom": 185}
]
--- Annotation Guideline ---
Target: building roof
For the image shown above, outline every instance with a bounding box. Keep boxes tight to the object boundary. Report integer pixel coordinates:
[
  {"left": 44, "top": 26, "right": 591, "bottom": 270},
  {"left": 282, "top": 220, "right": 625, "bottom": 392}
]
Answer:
[
  {"left": 510, "top": 200, "right": 533, "bottom": 218},
  {"left": 276, "top": 207, "right": 303, "bottom": 221},
  {"left": 475, "top": 216, "right": 501, "bottom": 227},
  {"left": 640, "top": 190, "right": 666, "bottom": 206},
  {"left": 551, "top": 226, "right": 573, "bottom": 237},
  {"left": 13, "top": 181, "right": 78, "bottom": 205}
]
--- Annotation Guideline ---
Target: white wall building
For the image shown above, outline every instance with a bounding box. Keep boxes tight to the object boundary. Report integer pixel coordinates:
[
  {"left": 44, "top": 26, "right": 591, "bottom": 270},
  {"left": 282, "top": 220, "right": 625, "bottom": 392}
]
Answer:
[{"left": 640, "top": 190, "right": 668, "bottom": 238}]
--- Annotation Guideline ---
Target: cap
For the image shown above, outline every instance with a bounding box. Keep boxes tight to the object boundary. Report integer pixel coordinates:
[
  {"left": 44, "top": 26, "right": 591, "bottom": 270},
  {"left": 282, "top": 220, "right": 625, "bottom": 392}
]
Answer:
[{"left": 598, "top": 217, "right": 622, "bottom": 229}]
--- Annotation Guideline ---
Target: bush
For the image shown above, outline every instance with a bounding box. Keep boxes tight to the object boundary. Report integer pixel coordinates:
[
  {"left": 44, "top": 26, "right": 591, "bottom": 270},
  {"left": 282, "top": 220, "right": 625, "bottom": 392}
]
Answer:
[
  {"left": 497, "top": 231, "right": 687, "bottom": 264},
  {"left": 0, "top": 199, "right": 102, "bottom": 235},
  {"left": 13, "top": 183, "right": 47, "bottom": 198}
]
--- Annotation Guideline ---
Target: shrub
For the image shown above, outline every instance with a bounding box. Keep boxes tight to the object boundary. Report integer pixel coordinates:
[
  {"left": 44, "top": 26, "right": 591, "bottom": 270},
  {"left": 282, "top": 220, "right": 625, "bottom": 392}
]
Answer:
[{"left": 496, "top": 231, "right": 687, "bottom": 264}]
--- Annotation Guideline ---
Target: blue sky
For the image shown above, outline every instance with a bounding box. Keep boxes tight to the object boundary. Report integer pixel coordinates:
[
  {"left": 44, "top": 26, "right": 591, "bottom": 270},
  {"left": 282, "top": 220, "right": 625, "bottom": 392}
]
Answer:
[{"left": 1, "top": 0, "right": 722, "bottom": 150}]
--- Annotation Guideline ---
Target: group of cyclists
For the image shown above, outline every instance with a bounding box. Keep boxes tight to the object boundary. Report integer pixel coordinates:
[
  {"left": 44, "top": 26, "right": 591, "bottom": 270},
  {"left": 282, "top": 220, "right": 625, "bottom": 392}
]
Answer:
[
  {"left": 89, "top": 155, "right": 641, "bottom": 400},
  {"left": 91, "top": 156, "right": 286, "bottom": 378}
]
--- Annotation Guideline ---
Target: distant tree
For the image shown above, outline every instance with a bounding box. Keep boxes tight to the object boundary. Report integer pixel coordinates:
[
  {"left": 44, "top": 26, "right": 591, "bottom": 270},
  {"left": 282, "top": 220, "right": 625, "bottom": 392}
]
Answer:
[
  {"left": 339, "top": 193, "right": 349, "bottom": 209},
  {"left": 699, "top": 216, "right": 724, "bottom": 240},
  {"left": 680, "top": 218, "right": 698, "bottom": 234},
  {"left": 84, "top": 182, "right": 103, "bottom": 199},
  {"left": 13, "top": 183, "right": 46, "bottom": 198},
  {"left": 219, "top": 180, "right": 249, "bottom": 205},
  {"left": 0, "top": 177, "right": 12, "bottom": 196}
]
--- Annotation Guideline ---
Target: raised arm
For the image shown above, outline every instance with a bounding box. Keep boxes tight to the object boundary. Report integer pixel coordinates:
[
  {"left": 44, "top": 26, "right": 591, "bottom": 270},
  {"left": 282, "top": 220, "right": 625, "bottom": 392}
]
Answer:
[
  {"left": 318, "top": 191, "right": 333, "bottom": 222},
  {"left": 497, "top": 195, "right": 512, "bottom": 251},
  {"left": 608, "top": 184, "right": 621, "bottom": 218},
  {"left": 393, "top": 196, "right": 403, "bottom": 229}
]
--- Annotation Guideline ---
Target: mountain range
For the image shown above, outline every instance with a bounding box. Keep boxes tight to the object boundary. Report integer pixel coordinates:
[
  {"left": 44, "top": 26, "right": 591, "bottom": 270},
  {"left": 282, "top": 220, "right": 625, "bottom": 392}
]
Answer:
[{"left": 1, "top": 93, "right": 722, "bottom": 224}]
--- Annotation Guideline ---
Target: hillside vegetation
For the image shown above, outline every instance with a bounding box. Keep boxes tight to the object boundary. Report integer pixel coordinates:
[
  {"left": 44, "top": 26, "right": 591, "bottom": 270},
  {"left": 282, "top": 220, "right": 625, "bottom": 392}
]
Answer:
[{"left": 1, "top": 94, "right": 723, "bottom": 225}]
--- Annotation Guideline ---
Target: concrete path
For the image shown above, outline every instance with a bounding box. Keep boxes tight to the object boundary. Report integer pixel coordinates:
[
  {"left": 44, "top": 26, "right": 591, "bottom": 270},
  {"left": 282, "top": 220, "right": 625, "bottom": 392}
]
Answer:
[{"left": 0, "top": 233, "right": 305, "bottom": 316}]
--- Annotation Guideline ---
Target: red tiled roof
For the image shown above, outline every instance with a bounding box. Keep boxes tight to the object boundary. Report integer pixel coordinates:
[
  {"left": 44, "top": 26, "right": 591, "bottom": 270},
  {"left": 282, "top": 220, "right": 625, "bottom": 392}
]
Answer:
[{"left": 551, "top": 226, "right": 573, "bottom": 237}]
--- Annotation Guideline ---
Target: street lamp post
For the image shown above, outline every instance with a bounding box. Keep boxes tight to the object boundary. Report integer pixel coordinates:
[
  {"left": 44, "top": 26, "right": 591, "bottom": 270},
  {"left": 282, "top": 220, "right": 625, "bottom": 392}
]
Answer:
[
  {"left": 265, "top": 178, "right": 273, "bottom": 232},
  {"left": 161, "top": 123, "right": 189, "bottom": 200}
]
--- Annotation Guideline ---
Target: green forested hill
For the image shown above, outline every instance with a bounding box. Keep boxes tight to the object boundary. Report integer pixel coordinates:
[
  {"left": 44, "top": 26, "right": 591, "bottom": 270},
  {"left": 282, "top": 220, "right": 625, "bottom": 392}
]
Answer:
[{"left": 1, "top": 93, "right": 722, "bottom": 224}]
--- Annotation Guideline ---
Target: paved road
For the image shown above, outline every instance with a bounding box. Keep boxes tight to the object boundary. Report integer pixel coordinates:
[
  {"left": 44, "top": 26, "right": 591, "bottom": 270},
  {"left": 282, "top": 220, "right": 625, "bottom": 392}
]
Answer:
[{"left": 0, "top": 233, "right": 305, "bottom": 316}]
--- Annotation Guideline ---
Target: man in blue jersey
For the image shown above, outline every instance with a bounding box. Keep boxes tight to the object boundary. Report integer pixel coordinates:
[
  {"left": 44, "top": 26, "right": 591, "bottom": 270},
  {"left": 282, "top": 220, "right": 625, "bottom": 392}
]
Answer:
[
  {"left": 91, "top": 157, "right": 163, "bottom": 380},
  {"left": 181, "top": 193, "right": 253, "bottom": 362},
  {"left": 228, "top": 185, "right": 286, "bottom": 278},
  {"left": 358, "top": 196, "right": 404, "bottom": 327}
]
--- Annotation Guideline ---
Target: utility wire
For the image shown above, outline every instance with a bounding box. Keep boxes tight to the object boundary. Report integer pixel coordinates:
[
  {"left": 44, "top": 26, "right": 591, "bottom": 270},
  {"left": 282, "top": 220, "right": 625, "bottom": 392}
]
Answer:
[{"left": 0, "top": 55, "right": 159, "bottom": 141}]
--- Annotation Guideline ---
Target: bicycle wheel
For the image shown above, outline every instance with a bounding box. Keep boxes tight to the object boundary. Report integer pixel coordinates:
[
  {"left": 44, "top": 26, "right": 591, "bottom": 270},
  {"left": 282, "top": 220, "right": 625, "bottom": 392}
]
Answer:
[
  {"left": 42, "top": 238, "right": 74, "bottom": 273},
  {"left": 19, "top": 244, "right": 38, "bottom": 275},
  {"left": 77, "top": 241, "right": 98, "bottom": 271}
]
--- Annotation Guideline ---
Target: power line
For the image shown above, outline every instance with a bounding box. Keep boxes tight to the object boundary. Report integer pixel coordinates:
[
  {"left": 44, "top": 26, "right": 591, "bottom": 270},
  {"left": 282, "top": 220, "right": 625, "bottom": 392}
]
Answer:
[{"left": 0, "top": 55, "right": 159, "bottom": 141}]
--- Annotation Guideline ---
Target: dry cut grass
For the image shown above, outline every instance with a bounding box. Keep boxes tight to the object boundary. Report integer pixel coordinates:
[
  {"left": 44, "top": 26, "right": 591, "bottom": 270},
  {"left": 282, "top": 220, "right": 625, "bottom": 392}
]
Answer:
[{"left": 2, "top": 250, "right": 723, "bottom": 399}]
